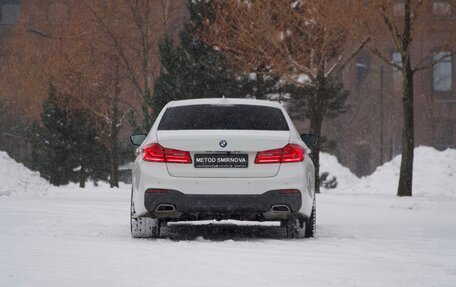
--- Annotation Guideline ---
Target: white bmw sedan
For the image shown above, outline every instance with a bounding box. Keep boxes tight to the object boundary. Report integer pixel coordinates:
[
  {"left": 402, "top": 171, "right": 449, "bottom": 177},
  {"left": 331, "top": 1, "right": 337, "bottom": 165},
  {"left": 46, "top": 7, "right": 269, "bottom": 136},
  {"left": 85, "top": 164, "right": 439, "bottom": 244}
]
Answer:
[{"left": 130, "top": 98, "right": 317, "bottom": 238}]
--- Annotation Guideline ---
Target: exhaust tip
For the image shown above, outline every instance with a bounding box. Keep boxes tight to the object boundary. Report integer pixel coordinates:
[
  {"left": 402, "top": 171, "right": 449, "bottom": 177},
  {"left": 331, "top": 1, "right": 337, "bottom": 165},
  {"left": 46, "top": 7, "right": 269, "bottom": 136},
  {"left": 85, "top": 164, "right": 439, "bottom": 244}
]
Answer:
[
  {"left": 156, "top": 204, "right": 176, "bottom": 212},
  {"left": 271, "top": 205, "right": 291, "bottom": 213}
]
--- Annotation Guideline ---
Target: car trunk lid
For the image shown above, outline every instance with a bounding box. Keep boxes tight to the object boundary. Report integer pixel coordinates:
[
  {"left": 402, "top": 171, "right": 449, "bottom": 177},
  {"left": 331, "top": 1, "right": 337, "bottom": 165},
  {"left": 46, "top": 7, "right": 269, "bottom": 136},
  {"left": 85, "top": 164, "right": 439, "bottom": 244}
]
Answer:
[{"left": 156, "top": 130, "right": 290, "bottom": 178}]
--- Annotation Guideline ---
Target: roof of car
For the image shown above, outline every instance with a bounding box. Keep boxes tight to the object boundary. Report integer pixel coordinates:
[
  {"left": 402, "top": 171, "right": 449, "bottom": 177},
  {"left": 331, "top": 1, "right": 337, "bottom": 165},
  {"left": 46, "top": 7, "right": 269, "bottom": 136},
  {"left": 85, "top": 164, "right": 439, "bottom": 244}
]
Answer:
[{"left": 167, "top": 98, "right": 283, "bottom": 108}]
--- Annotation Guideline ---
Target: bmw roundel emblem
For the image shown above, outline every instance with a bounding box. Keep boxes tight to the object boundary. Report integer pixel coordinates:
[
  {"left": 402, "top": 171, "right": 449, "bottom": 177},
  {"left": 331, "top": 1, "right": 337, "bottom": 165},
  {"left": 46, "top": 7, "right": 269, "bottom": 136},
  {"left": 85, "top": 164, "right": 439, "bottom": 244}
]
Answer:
[{"left": 219, "top": 140, "right": 227, "bottom": 148}]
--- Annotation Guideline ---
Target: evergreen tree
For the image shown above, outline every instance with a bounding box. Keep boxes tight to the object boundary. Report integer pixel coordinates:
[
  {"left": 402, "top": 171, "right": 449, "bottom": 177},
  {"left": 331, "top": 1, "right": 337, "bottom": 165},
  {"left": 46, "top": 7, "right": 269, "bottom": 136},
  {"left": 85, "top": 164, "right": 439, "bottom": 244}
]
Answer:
[
  {"left": 285, "top": 79, "right": 349, "bottom": 190},
  {"left": 67, "top": 109, "right": 109, "bottom": 188},
  {"left": 150, "top": 1, "right": 282, "bottom": 127},
  {"left": 0, "top": 100, "right": 30, "bottom": 165},
  {"left": 31, "top": 83, "right": 74, "bottom": 186},
  {"left": 286, "top": 80, "right": 349, "bottom": 123},
  {"left": 152, "top": 35, "right": 241, "bottom": 118},
  {"left": 239, "top": 74, "right": 284, "bottom": 101},
  {"left": 31, "top": 82, "right": 108, "bottom": 187}
]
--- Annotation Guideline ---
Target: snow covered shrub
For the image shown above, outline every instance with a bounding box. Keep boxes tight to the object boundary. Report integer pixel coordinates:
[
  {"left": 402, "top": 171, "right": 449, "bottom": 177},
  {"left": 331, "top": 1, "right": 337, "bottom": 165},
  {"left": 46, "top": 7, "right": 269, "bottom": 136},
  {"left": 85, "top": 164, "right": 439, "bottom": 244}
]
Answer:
[{"left": 320, "top": 172, "right": 338, "bottom": 189}]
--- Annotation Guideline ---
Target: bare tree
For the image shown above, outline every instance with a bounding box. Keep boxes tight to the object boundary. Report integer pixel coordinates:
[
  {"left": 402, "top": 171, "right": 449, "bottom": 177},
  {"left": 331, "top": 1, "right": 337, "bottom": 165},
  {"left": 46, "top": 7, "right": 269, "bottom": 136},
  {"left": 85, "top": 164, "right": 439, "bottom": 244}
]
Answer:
[
  {"left": 0, "top": 0, "right": 187, "bottom": 187},
  {"left": 351, "top": 0, "right": 454, "bottom": 196},
  {"left": 53, "top": 44, "right": 130, "bottom": 188},
  {"left": 76, "top": 0, "right": 187, "bottom": 127},
  {"left": 198, "top": 0, "right": 368, "bottom": 192}
]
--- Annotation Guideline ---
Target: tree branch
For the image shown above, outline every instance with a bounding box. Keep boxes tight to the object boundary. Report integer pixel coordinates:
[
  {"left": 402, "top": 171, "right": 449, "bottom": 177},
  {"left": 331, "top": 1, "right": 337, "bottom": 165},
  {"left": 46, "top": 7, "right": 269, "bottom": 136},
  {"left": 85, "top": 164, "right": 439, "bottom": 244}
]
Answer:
[
  {"left": 369, "top": 45, "right": 403, "bottom": 70},
  {"left": 82, "top": 0, "right": 144, "bottom": 96},
  {"left": 379, "top": 2, "right": 403, "bottom": 51},
  {"left": 413, "top": 45, "right": 451, "bottom": 72},
  {"left": 326, "top": 36, "right": 371, "bottom": 78}
]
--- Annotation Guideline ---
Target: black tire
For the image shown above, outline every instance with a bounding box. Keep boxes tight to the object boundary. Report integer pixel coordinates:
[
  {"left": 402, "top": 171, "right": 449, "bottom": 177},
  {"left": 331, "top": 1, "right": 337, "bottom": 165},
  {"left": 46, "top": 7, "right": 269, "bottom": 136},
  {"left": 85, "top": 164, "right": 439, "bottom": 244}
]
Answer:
[
  {"left": 285, "top": 218, "right": 305, "bottom": 239},
  {"left": 130, "top": 189, "right": 160, "bottom": 238},
  {"left": 304, "top": 200, "right": 316, "bottom": 238},
  {"left": 285, "top": 200, "right": 316, "bottom": 239}
]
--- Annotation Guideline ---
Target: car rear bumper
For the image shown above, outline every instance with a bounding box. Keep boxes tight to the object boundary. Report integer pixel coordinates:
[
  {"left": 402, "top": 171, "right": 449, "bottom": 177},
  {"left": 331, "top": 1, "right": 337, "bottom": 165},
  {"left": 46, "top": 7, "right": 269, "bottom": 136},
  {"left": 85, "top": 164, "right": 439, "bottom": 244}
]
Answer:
[
  {"left": 132, "top": 158, "right": 315, "bottom": 219},
  {"left": 144, "top": 189, "right": 302, "bottom": 220}
]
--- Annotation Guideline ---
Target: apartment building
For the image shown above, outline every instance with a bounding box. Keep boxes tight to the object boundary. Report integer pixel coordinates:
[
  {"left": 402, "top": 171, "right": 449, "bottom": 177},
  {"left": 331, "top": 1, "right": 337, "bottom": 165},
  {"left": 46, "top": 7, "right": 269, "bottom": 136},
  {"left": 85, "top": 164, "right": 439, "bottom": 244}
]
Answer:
[
  {"left": 0, "top": 0, "right": 20, "bottom": 52},
  {"left": 324, "top": 0, "right": 456, "bottom": 176}
]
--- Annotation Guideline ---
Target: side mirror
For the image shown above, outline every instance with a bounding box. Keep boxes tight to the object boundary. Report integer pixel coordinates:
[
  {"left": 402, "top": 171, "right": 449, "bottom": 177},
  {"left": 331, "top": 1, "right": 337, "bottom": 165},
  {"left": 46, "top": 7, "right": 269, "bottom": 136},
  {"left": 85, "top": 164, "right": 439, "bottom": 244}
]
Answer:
[
  {"left": 130, "top": 133, "right": 147, "bottom": 146},
  {"left": 300, "top": 134, "right": 318, "bottom": 148}
]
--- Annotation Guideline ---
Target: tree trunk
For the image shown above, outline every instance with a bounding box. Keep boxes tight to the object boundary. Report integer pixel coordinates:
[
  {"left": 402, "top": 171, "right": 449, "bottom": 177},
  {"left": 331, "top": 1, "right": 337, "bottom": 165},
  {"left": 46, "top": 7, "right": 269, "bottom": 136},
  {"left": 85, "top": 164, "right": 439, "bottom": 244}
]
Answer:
[
  {"left": 309, "top": 113, "right": 323, "bottom": 193},
  {"left": 79, "top": 163, "right": 86, "bottom": 188},
  {"left": 109, "top": 66, "right": 121, "bottom": 188},
  {"left": 109, "top": 106, "right": 120, "bottom": 188},
  {"left": 309, "top": 72, "right": 325, "bottom": 193},
  {"left": 109, "top": 134, "right": 119, "bottom": 188},
  {"left": 397, "top": 64, "right": 414, "bottom": 197},
  {"left": 397, "top": 0, "right": 414, "bottom": 197}
]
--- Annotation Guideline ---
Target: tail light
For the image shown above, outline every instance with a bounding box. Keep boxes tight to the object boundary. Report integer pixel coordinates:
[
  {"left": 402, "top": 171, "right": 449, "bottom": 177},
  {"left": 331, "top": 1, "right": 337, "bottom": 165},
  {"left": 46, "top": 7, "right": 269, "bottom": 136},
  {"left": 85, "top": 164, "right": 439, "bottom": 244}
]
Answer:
[
  {"left": 281, "top": 144, "right": 305, "bottom": 162},
  {"left": 255, "top": 144, "right": 304, "bottom": 164},
  {"left": 143, "top": 143, "right": 192, "bottom": 164}
]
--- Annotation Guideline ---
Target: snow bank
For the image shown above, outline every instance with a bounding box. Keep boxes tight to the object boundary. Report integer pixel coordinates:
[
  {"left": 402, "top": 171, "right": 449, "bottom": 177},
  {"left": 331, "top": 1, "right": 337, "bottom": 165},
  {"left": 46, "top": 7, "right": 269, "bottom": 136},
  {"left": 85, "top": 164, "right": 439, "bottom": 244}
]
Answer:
[
  {"left": 321, "top": 146, "right": 456, "bottom": 197},
  {"left": 0, "top": 151, "right": 49, "bottom": 196},
  {"left": 319, "top": 152, "right": 359, "bottom": 189},
  {"left": 353, "top": 146, "right": 456, "bottom": 197},
  {"left": 1, "top": 145, "right": 454, "bottom": 198}
]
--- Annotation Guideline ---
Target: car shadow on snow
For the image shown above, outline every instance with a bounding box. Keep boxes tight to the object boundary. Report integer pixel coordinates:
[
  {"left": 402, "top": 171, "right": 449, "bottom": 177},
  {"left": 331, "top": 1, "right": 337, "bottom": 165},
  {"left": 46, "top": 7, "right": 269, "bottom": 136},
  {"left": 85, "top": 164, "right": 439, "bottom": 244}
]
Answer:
[{"left": 159, "top": 223, "right": 288, "bottom": 241}]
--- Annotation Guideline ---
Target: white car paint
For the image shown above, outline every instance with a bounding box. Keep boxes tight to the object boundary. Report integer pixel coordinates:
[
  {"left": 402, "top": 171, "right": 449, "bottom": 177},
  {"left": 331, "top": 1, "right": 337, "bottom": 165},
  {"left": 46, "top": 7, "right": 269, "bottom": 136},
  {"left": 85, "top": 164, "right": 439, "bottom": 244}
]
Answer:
[{"left": 132, "top": 98, "right": 315, "bottom": 219}]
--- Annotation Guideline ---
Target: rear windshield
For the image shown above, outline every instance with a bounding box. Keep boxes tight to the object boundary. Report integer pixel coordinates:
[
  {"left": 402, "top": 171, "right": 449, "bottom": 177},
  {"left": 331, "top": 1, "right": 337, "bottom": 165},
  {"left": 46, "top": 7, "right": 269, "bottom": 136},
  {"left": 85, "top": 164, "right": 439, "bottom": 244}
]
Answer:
[{"left": 158, "top": 104, "right": 289, "bottom": 131}]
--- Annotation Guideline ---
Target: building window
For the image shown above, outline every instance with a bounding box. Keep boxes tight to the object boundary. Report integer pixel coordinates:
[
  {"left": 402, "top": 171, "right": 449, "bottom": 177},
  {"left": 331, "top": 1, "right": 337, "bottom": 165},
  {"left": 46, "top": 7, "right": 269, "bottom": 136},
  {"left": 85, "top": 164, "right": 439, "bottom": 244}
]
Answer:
[
  {"left": 433, "top": 1, "right": 451, "bottom": 15},
  {"left": 433, "top": 51, "right": 453, "bottom": 93},
  {"left": 0, "top": 4, "right": 20, "bottom": 25},
  {"left": 392, "top": 51, "right": 403, "bottom": 70},
  {"left": 392, "top": 51, "right": 403, "bottom": 91}
]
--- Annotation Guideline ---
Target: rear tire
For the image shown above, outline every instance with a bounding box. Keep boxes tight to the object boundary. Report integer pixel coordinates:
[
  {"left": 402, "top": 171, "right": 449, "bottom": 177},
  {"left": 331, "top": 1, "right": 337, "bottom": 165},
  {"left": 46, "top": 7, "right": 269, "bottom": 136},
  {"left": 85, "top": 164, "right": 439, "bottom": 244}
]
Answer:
[
  {"left": 285, "top": 200, "right": 316, "bottom": 239},
  {"left": 130, "top": 190, "right": 160, "bottom": 238},
  {"left": 304, "top": 200, "right": 316, "bottom": 238},
  {"left": 285, "top": 218, "right": 305, "bottom": 239}
]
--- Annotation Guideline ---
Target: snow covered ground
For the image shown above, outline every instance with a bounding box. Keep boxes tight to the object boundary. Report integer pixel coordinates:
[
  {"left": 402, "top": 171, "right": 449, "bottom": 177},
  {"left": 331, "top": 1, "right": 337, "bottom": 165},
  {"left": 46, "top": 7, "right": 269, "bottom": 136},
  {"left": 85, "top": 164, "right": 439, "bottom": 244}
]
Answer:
[{"left": 1, "top": 147, "right": 456, "bottom": 286}]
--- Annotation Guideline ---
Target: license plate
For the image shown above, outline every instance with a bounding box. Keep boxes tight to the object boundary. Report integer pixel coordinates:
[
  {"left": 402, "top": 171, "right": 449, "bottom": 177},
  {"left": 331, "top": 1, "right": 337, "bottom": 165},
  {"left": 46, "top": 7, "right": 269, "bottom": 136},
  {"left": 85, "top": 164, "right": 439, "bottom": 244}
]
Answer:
[{"left": 194, "top": 154, "right": 248, "bottom": 168}]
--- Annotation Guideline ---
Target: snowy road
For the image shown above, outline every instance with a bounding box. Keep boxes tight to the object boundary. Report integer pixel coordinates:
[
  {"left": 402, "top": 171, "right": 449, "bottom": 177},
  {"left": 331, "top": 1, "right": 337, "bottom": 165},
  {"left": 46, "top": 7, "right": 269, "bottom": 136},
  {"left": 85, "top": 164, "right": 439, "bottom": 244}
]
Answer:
[{"left": 1, "top": 187, "right": 456, "bottom": 287}]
